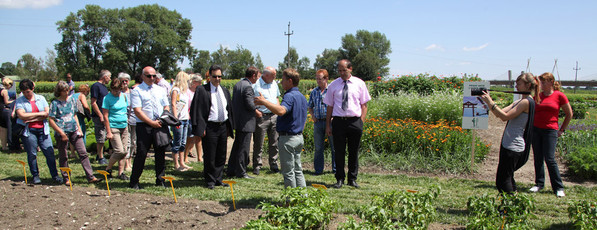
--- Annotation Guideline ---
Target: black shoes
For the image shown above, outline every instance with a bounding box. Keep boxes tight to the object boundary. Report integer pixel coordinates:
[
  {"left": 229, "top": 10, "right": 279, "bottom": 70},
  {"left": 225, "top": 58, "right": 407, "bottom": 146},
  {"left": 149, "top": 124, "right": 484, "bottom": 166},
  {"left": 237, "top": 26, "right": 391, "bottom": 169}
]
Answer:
[
  {"left": 32, "top": 176, "right": 41, "bottom": 185},
  {"left": 129, "top": 183, "right": 143, "bottom": 190},
  {"left": 347, "top": 180, "right": 360, "bottom": 188},
  {"left": 106, "top": 169, "right": 113, "bottom": 178},
  {"left": 118, "top": 173, "right": 129, "bottom": 180},
  {"left": 253, "top": 168, "right": 260, "bottom": 175},
  {"left": 271, "top": 167, "right": 280, "bottom": 173},
  {"left": 241, "top": 174, "right": 255, "bottom": 179},
  {"left": 207, "top": 185, "right": 215, "bottom": 190},
  {"left": 215, "top": 182, "right": 229, "bottom": 187},
  {"left": 332, "top": 180, "right": 343, "bottom": 188},
  {"left": 53, "top": 176, "right": 64, "bottom": 184}
]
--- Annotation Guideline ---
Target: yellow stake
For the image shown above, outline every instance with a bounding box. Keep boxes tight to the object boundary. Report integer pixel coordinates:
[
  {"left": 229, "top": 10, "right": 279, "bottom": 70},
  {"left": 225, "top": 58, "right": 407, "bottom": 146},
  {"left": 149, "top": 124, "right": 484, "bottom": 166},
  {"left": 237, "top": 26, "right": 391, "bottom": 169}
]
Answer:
[
  {"left": 406, "top": 189, "right": 418, "bottom": 193},
  {"left": 162, "top": 176, "right": 177, "bottom": 203},
  {"left": 59, "top": 167, "right": 72, "bottom": 191},
  {"left": 96, "top": 170, "right": 111, "bottom": 196},
  {"left": 311, "top": 184, "right": 327, "bottom": 190},
  {"left": 222, "top": 180, "right": 237, "bottom": 210},
  {"left": 16, "top": 160, "right": 27, "bottom": 184}
]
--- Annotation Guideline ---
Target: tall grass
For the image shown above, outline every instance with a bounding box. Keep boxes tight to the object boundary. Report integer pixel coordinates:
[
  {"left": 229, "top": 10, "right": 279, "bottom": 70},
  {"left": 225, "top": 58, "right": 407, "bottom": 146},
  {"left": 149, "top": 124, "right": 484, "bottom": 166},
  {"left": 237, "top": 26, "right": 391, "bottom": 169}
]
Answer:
[{"left": 367, "top": 90, "right": 462, "bottom": 124}]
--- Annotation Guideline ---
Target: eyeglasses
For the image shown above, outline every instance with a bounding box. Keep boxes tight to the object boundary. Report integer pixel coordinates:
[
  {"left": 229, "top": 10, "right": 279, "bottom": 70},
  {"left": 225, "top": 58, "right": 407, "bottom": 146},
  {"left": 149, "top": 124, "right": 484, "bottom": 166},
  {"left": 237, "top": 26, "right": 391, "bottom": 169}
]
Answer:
[
  {"left": 145, "top": 74, "right": 157, "bottom": 78},
  {"left": 211, "top": 75, "right": 223, "bottom": 78}
]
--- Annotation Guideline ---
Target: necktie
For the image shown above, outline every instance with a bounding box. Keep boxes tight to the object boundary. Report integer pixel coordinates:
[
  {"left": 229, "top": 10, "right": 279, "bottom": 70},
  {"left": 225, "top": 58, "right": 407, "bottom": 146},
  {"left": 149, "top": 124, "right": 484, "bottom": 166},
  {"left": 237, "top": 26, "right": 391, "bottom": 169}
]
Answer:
[
  {"left": 342, "top": 80, "right": 348, "bottom": 110},
  {"left": 216, "top": 87, "right": 225, "bottom": 121}
]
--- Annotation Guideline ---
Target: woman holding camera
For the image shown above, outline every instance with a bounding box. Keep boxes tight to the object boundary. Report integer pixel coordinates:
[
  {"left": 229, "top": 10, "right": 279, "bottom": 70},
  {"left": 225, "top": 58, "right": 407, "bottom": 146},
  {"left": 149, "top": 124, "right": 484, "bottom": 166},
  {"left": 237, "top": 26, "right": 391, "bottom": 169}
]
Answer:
[
  {"left": 529, "top": 72, "right": 572, "bottom": 197},
  {"left": 480, "top": 73, "right": 538, "bottom": 194}
]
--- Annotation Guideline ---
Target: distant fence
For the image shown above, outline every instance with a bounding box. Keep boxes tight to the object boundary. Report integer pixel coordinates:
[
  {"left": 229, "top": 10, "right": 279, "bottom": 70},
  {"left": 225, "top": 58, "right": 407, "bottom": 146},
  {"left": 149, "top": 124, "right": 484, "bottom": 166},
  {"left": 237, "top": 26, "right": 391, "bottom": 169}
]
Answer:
[{"left": 490, "top": 80, "right": 597, "bottom": 88}]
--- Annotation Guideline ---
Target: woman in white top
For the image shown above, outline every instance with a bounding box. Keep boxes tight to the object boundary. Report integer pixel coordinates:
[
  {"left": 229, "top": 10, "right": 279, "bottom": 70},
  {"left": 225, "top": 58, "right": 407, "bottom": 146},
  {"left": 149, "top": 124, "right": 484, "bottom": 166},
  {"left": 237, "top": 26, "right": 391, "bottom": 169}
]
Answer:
[
  {"left": 184, "top": 74, "right": 204, "bottom": 163},
  {"left": 171, "top": 71, "right": 192, "bottom": 171}
]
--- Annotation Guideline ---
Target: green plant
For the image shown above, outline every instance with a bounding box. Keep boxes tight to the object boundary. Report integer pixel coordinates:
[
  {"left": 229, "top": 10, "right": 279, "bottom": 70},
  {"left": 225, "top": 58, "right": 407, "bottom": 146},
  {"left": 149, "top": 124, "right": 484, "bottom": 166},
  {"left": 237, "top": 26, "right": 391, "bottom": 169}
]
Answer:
[
  {"left": 466, "top": 193, "right": 536, "bottom": 229},
  {"left": 557, "top": 125, "right": 597, "bottom": 179},
  {"left": 245, "top": 187, "right": 337, "bottom": 229},
  {"left": 367, "top": 90, "right": 463, "bottom": 123},
  {"left": 339, "top": 186, "right": 440, "bottom": 230},
  {"left": 568, "top": 200, "right": 597, "bottom": 229}
]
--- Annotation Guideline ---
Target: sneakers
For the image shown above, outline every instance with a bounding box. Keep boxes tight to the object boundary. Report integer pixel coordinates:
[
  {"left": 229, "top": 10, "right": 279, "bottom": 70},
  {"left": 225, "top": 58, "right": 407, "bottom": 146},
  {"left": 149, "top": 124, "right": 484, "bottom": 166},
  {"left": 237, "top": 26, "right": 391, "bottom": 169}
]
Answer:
[
  {"left": 556, "top": 190, "right": 566, "bottom": 197},
  {"left": 32, "top": 176, "right": 42, "bottom": 185},
  {"left": 98, "top": 158, "right": 109, "bottom": 165},
  {"left": 529, "top": 186, "right": 543, "bottom": 193},
  {"left": 118, "top": 173, "right": 129, "bottom": 181},
  {"left": 106, "top": 169, "right": 113, "bottom": 178},
  {"left": 53, "top": 177, "right": 64, "bottom": 184}
]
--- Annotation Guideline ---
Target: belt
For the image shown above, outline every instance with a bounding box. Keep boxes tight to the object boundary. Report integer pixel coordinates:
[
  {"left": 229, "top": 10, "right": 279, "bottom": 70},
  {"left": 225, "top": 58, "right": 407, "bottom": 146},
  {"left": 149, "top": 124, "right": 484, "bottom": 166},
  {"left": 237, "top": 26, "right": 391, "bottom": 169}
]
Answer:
[
  {"left": 207, "top": 120, "right": 227, "bottom": 126},
  {"left": 278, "top": 131, "right": 302, "bottom": 136},
  {"left": 333, "top": 116, "right": 359, "bottom": 120}
]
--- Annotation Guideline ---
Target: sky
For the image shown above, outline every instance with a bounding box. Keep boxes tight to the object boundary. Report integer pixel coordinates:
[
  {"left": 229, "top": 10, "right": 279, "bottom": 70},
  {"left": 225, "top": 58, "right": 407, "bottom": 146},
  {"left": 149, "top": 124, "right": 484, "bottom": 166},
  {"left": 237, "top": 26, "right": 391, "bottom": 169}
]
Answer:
[{"left": 1, "top": 0, "right": 596, "bottom": 80}]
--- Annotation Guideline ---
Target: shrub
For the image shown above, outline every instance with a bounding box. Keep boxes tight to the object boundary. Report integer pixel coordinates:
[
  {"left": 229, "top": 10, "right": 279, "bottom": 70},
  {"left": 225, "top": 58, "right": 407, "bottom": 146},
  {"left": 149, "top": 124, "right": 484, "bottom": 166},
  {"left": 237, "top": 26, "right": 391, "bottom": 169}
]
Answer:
[
  {"left": 339, "top": 186, "right": 440, "bottom": 230},
  {"left": 244, "top": 187, "right": 337, "bottom": 229},
  {"left": 368, "top": 73, "right": 482, "bottom": 97},
  {"left": 467, "top": 193, "right": 536, "bottom": 229},
  {"left": 568, "top": 200, "right": 597, "bottom": 229},
  {"left": 367, "top": 91, "right": 462, "bottom": 123},
  {"left": 557, "top": 125, "right": 597, "bottom": 179}
]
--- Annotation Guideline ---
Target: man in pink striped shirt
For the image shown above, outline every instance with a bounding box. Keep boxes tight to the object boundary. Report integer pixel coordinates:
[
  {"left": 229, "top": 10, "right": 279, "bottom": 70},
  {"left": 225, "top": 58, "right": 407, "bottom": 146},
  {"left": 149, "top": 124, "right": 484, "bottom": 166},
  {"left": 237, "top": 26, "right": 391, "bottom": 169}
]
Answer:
[{"left": 323, "top": 59, "right": 371, "bottom": 189}]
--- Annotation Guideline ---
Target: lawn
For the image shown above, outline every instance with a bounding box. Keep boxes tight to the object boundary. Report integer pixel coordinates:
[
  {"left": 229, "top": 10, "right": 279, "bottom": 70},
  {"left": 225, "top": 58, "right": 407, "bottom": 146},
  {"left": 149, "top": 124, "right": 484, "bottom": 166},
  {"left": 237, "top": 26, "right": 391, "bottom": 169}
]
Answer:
[{"left": 1, "top": 151, "right": 594, "bottom": 229}]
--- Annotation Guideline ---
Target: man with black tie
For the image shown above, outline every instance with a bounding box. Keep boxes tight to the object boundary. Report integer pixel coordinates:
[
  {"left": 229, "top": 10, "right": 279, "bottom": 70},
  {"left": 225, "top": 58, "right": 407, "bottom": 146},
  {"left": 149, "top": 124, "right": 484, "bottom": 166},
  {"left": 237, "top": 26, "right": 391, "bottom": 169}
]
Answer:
[
  {"left": 227, "top": 67, "right": 260, "bottom": 179},
  {"left": 189, "top": 65, "right": 234, "bottom": 189}
]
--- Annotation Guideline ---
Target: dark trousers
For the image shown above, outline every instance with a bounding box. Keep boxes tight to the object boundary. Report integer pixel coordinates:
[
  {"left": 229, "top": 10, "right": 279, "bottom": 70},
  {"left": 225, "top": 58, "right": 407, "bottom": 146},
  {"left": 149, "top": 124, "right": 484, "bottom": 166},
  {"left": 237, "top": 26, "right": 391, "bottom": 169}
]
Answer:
[
  {"left": 496, "top": 146, "right": 522, "bottom": 194},
  {"left": 531, "top": 127, "right": 564, "bottom": 191},
  {"left": 0, "top": 108, "right": 13, "bottom": 148},
  {"left": 130, "top": 123, "right": 166, "bottom": 186},
  {"left": 227, "top": 130, "right": 252, "bottom": 177},
  {"left": 332, "top": 117, "right": 363, "bottom": 182},
  {"left": 203, "top": 122, "right": 228, "bottom": 186}
]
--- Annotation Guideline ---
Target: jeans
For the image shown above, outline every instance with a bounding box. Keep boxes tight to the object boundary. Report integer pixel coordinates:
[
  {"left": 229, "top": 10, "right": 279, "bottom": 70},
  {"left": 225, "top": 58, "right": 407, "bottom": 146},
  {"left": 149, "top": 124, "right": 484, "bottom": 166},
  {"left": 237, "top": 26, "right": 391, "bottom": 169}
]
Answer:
[
  {"left": 279, "top": 134, "right": 306, "bottom": 188},
  {"left": 531, "top": 127, "right": 564, "bottom": 191},
  {"left": 313, "top": 120, "right": 335, "bottom": 174},
  {"left": 22, "top": 128, "right": 59, "bottom": 179},
  {"left": 171, "top": 120, "right": 188, "bottom": 153}
]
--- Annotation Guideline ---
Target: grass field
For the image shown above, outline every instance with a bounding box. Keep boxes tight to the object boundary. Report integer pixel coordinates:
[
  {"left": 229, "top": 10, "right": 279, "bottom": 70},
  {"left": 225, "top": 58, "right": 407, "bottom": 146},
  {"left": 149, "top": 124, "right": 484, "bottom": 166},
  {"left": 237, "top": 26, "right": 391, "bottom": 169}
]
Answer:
[{"left": 1, "top": 151, "right": 594, "bottom": 229}]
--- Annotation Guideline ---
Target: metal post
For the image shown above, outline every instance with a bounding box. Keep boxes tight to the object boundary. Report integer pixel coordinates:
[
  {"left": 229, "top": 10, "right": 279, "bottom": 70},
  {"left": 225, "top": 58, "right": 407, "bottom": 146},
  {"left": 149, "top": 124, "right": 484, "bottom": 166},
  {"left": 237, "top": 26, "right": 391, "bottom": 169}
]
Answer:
[
  {"left": 284, "top": 22, "right": 293, "bottom": 68},
  {"left": 573, "top": 61, "right": 580, "bottom": 93}
]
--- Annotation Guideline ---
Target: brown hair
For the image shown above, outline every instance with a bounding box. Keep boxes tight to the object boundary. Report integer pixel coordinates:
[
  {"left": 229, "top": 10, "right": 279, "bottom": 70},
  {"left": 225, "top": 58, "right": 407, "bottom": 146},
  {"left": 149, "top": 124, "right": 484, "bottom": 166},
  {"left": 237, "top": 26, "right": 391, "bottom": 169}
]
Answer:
[
  {"left": 109, "top": 78, "right": 123, "bottom": 91},
  {"left": 78, "top": 84, "right": 90, "bottom": 95},
  {"left": 316, "top": 69, "right": 329, "bottom": 79},
  {"left": 283, "top": 68, "right": 300, "bottom": 86},
  {"left": 516, "top": 73, "right": 541, "bottom": 104},
  {"left": 538, "top": 72, "right": 561, "bottom": 91},
  {"left": 54, "top": 81, "right": 70, "bottom": 98}
]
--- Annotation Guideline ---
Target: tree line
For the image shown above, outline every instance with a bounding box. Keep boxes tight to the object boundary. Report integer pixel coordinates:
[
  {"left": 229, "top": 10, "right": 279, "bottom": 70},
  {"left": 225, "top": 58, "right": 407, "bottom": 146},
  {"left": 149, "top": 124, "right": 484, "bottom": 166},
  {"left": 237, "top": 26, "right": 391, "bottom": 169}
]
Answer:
[{"left": 0, "top": 4, "right": 391, "bottom": 81}]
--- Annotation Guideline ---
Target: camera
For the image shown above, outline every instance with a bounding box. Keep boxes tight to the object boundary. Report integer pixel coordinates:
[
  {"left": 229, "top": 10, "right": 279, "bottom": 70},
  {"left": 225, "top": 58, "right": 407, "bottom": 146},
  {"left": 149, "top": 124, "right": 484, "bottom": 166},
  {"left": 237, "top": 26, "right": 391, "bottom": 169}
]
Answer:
[{"left": 471, "top": 88, "right": 488, "bottom": 96}]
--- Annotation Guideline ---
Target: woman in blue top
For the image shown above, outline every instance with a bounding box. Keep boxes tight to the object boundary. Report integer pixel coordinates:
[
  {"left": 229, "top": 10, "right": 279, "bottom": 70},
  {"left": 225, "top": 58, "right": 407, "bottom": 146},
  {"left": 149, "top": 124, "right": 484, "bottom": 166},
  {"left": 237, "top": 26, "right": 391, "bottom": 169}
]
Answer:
[
  {"left": 14, "top": 79, "right": 62, "bottom": 185},
  {"left": 102, "top": 79, "right": 130, "bottom": 180},
  {"left": 49, "top": 81, "right": 102, "bottom": 185}
]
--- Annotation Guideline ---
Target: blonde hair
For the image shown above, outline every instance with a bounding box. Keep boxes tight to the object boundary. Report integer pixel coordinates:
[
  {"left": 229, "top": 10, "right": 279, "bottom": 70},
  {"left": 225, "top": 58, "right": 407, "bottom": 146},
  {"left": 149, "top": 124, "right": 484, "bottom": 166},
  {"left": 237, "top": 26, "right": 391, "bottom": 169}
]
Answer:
[
  {"left": 173, "top": 71, "right": 190, "bottom": 92},
  {"left": 2, "top": 78, "right": 13, "bottom": 89},
  {"left": 517, "top": 73, "right": 541, "bottom": 104}
]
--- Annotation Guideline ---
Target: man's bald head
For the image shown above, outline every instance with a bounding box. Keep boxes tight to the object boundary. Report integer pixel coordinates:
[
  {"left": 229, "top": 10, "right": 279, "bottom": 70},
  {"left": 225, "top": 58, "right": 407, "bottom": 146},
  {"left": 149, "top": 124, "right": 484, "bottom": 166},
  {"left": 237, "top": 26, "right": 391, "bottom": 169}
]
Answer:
[{"left": 262, "top": 66, "right": 277, "bottom": 84}]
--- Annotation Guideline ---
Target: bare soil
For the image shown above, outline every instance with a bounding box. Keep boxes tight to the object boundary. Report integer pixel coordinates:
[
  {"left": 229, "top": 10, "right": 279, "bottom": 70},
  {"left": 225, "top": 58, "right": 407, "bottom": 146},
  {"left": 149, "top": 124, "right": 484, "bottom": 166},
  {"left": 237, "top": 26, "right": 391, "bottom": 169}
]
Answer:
[{"left": 1, "top": 114, "right": 593, "bottom": 229}]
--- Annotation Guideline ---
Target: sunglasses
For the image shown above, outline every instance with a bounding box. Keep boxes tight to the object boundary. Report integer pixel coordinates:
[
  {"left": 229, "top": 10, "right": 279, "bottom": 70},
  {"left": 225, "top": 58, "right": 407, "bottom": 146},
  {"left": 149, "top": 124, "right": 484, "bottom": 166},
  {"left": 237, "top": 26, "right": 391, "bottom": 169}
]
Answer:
[
  {"left": 145, "top": 74, "right": 157, "bottom": 78},
  {"left": 211, "top": 75, "right": 223, "bottom": 78}
]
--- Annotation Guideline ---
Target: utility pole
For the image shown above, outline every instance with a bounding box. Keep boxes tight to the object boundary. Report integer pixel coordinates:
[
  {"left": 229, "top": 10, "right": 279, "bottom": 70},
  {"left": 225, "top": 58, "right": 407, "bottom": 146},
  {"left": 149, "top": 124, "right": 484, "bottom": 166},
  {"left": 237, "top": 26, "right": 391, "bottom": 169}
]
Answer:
[
  {"left": 573, "top": 61, "right": 581, "bottom": 93},
  {"left": 284, "top": 21, "right": 293, "bottom": 68}
]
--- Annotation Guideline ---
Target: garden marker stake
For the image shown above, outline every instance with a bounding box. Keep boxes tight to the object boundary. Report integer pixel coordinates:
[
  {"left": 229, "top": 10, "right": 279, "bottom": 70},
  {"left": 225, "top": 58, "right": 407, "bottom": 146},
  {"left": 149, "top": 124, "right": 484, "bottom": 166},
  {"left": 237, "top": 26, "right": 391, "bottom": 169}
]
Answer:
[
  {"left": 312, "top": 184, "right": 327, "bottom": 190},
  {"left": 407, "top": 189, "right": 418, "bottom": 193},
  {"left": 161, "top": 176, "right": 177, "bottom": 203},
  {"left": 470, "top": 129, "right": 476, "bottom": 171},
  {"left": 16, "top": 160, "right": 27, "bottom": 184},
  {"left": 222, "top": 180, "right": 237, "bottom": 210},
  {"left": 96, "top": 170, "right": 111, "bottom": 196},
  {"left": 59, "top": 167, "right": 72, "bottom": 191}
]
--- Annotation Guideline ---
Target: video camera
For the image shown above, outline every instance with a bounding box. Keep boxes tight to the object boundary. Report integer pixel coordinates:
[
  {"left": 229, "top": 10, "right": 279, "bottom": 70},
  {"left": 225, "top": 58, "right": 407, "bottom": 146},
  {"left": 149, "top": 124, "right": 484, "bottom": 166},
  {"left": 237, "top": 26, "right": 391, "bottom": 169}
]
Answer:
[{"left": 471, "top": 88, "right": 488, "bottom": 96}]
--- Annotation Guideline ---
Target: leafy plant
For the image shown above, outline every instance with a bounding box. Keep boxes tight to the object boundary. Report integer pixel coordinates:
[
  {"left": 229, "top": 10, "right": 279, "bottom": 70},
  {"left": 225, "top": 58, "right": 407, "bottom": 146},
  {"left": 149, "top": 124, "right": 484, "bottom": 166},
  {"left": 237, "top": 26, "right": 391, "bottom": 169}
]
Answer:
[
  {"left": 244, "top": 187, "right": 337, "bottom": 230},
  {"left": 557, "top": 126, "right": 597, "bottom": 179},
  {"left": 568, "top": 200, "right": 597, "bottom": 229},
  {"left": 466, "top": 193, "right": 536, "bottom": 229},
  {"left": 339, "top": 186, "right": 440, "bottom": 230}
]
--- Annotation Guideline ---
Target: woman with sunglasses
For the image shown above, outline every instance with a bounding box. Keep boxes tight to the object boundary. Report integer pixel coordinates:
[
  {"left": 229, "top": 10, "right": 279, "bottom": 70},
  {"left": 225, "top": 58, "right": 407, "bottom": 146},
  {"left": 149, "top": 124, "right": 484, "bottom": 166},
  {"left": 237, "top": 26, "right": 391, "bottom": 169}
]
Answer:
[{"left": 102, "top": 78, "right": 130, "bottom": 180}]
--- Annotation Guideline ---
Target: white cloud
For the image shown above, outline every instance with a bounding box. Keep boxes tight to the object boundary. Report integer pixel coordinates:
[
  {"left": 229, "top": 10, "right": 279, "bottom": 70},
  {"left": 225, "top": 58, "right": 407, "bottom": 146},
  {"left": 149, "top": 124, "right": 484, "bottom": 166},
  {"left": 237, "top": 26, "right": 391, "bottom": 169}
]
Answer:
[
  {"left": 463, "top": 43, "right": 489, "bottom": 52},
  {"left": 0, "top": 0, "right": 62, "bottom": 9},
  {"left": 425, "top": 44, "right": 445, "bottom": 52}
]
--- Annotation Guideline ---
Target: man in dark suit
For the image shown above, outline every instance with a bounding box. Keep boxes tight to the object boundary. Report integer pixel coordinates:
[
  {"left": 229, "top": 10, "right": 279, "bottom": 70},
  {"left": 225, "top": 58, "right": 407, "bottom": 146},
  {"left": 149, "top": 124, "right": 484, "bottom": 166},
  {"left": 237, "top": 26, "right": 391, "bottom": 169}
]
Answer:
[
  {"left": 227, "top": 67, "right": 261, "bottom": 178},
  {"left": 189, "top": 65, "right": 234, "bottom": 189}
]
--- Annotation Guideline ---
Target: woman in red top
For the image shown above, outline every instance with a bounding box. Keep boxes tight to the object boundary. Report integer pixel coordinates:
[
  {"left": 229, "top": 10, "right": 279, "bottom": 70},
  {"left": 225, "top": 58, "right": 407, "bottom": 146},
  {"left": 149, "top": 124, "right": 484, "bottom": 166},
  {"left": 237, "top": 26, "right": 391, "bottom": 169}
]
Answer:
[{"left": 530, "top": 72, "right": 573, "bottom": 197}]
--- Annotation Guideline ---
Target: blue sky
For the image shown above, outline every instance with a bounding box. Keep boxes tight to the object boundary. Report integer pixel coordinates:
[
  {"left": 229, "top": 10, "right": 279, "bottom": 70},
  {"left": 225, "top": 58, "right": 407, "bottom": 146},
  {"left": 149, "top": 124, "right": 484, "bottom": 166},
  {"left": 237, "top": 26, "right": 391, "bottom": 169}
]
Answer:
[{"left": 1, "top": 0, "right": 595, "bottom": 80}]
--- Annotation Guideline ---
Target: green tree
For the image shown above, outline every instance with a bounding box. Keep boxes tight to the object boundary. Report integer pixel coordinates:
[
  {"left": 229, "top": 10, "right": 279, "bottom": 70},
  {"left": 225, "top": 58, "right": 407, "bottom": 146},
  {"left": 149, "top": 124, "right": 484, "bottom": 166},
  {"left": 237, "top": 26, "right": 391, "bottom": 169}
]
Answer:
[
  {"left": 339, "top": 30, "right": 391, "bottom": 81},
  {"left": 191, "top": 49, "right": 211, "bottom": 75},
  {"left": 314, "top": 48, "right": 341, "bottom": 79},
  {"left": 0, "top": 62, "right": 16, "bottom": 75},
  {"left": 210, "top": 45, "right": 231, "bottom": 77},
  {"left": 16, "top": 53, "right": 43, "bottom": 78},
  {"left": 38, "top": 49, "right": 59, "bottom": 81},
  {"left": 228, "top": 45, "right": 257, "bottom": 79},
  {"left": 277, "top": 47, "right": 314, "bottom": 79}
]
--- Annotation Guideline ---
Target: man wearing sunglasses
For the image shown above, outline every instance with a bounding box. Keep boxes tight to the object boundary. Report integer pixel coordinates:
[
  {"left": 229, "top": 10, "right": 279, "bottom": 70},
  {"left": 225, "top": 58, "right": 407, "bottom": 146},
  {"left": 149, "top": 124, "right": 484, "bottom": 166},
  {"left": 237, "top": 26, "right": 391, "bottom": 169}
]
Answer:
[
  {"left": 189, "top": 65, "right": 234, "bottom": 189},
  {"left": 129, "top": 66, "right": 170, "bottom": 190}
]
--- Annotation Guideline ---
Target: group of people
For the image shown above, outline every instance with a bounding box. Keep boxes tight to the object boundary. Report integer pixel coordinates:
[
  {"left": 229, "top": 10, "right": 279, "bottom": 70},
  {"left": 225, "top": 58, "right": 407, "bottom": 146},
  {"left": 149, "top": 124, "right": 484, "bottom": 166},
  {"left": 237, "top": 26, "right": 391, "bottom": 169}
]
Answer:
[
  {"left": 3, "top": 61, "right": 572, "bottom": 196},
  {"left": 481, "top": 72, "right": 572, "bottom": 197}
]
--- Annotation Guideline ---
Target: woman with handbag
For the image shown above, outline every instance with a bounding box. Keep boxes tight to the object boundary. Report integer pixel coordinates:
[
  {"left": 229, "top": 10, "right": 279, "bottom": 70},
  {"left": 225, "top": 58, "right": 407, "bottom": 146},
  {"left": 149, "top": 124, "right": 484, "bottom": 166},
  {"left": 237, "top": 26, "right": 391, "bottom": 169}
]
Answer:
[{"left": 170, "top": 71, "right": 192, "bottom": 171}]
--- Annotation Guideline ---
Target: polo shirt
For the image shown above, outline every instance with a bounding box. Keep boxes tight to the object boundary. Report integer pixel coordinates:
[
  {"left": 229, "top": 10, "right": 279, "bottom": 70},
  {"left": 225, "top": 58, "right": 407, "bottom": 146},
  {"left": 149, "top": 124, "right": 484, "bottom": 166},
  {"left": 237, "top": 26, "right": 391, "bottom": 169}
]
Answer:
[{"left": 277, "top": 87, "right": 307, "bottom": 134}]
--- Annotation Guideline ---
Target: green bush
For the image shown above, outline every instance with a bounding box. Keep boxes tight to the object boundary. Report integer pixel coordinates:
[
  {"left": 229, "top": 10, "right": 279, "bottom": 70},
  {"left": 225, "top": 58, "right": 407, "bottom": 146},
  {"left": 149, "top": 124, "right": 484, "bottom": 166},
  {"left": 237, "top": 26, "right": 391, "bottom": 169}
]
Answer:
[
  {"left": 557, "top": 126, "right": 597, "bottom": 179},
  {"left": 339, "top": 186, "right": 440, "bottom": 230},
  {"left": 368, "top": 73, "right": 482, "bottom": 97},
  {"left": 244, "top": 187, "right": 337, "bottom": 229},
  {"left": 568, "top": 200, "right": 597, "bottom": 230},
  {"left": 467, "top": 193, "right": 536, "bottom": 229}
]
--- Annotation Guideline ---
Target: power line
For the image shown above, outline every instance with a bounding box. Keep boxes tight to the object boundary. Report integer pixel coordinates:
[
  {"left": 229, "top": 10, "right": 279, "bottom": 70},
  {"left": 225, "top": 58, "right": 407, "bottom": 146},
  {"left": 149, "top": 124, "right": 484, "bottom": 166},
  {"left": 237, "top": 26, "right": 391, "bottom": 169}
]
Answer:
[{"left": 284, "top": 22, "right": 293, "bottom": 68}]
